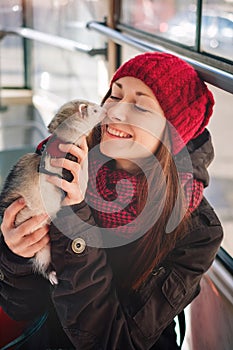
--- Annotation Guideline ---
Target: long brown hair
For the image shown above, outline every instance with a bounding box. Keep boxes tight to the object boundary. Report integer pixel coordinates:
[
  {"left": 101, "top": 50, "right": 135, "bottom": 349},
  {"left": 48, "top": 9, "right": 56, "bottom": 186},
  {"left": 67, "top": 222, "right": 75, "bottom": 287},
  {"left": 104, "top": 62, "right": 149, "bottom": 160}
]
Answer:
[
  {"left": 132, "top": 135, "right": 189, "bottom": 290},
  {"left": 87, "top": 90, "right": 190, "bottom": 291}
]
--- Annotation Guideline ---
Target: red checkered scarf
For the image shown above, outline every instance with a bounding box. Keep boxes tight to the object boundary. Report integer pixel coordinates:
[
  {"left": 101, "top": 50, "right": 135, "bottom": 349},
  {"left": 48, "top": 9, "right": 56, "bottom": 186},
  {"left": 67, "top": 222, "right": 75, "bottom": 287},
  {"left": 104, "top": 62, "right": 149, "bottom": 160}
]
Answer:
[
  {"left": 36, "top": 138, "right": 204, "bottom": 234},
  {"left": 86, "top": 157, "right": 204, "bottom": 236}
]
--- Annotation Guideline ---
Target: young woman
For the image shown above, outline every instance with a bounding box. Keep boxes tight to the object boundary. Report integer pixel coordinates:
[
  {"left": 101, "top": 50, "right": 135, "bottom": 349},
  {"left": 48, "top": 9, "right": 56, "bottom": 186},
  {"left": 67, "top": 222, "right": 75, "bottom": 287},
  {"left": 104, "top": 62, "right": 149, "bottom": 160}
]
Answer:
[{"left": 0, "top": 52, "right": 223, "bottom": 349}]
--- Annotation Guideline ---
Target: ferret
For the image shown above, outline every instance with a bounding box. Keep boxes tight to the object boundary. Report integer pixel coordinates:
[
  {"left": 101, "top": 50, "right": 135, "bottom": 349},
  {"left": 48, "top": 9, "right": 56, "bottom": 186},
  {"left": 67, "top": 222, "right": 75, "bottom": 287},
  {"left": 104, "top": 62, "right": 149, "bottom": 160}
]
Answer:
[{"left": 0, "top": 99, "right": 105, "bottom": 284}]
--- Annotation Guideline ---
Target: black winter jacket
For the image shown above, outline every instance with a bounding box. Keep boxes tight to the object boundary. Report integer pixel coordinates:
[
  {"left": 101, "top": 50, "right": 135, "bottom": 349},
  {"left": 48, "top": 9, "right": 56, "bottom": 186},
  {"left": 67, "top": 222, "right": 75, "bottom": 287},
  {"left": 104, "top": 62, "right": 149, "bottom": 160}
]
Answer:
[{"left": 0, "top": 130, "right": 223, "bottom": 349}]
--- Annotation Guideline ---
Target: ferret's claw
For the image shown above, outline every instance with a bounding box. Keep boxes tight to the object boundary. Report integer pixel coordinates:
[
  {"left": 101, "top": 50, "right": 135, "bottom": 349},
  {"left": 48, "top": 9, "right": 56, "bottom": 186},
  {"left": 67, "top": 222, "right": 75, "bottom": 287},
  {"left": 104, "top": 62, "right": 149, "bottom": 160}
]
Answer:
[{"left": 49, "top": 270, "right": 58, "bottom": 285}]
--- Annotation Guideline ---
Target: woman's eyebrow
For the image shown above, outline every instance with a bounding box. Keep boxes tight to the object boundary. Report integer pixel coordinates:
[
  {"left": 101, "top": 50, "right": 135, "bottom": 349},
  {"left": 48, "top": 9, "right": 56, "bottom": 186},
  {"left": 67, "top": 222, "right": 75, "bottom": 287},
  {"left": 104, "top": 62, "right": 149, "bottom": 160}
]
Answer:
[
  {"left": 113, "top": 82, "right": 151, "bottom": 97},
  {"left": 136, "top": 91, "right": 151, "bottom": 98},
  {"left": 113, "top": 82, "right": 122, "bottom": 89}
]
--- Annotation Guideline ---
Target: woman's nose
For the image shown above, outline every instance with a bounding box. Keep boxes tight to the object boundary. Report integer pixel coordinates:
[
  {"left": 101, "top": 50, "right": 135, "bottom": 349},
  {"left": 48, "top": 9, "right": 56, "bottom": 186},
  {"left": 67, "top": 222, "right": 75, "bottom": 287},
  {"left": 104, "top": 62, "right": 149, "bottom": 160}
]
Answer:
[{"left": 107, "top": 102, "right": 128, "bottom": 122}]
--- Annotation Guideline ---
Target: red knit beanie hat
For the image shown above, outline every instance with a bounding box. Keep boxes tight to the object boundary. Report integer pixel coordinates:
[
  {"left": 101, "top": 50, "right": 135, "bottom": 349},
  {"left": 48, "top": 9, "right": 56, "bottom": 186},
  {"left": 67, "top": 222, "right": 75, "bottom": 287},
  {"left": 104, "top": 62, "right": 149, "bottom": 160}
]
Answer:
[{"left": 111, "top": 52, "right": 214, "bottom": 154}]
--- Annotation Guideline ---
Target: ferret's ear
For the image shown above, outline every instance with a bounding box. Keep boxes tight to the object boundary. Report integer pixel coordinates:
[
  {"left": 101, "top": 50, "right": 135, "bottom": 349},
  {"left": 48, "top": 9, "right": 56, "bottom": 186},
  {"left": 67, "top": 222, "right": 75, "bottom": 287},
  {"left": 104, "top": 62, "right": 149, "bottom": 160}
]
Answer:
[
  {"left": 47, "top": 120, "right": 53, "bottom": 133},
  {"left": 47, "top": 119, "right": 54, "bottom": 133},
  {"left": 79, "top": 103, "right": 88, "bottom": 118},
  {"left": 47, "top": 112, "right": 60, "bottom": 133}
]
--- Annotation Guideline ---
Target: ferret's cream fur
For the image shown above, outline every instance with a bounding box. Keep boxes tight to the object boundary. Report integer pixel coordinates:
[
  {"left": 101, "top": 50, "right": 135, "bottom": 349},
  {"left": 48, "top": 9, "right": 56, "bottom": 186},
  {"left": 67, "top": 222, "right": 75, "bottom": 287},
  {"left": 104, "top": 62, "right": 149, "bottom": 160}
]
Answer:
[{"left": 0, "top": 100, "right": 105, "bottom": 284}]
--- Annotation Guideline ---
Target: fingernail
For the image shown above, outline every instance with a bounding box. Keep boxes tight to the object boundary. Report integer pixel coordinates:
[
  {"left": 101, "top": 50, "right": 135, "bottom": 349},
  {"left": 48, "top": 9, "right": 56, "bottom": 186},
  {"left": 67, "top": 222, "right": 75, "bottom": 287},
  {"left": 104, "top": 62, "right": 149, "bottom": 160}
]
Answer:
[
  {"left": 58, "top": 143, "right": 64, "bottom": 150},
  {"left": 41, "top": 213, "right": 49, "bottom": 220},
  {"left": 18, "top": 198, "right": 25, "bottom": 204}
]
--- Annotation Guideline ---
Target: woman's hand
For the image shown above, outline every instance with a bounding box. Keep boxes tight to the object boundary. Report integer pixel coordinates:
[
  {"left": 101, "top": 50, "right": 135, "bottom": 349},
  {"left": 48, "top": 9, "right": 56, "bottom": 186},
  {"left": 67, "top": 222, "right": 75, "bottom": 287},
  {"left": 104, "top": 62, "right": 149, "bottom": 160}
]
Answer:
[
  {"left": 1, "top": 198, "right": 50, "bottom": 258},
  {"left": 46, "top": 136, "right": 89, "bottom": 206}
]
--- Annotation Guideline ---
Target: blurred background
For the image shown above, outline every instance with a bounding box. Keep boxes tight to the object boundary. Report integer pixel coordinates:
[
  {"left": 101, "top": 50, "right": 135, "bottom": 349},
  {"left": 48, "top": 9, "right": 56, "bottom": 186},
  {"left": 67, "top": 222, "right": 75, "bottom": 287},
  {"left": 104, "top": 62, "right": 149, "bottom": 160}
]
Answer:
[{"left": 0, "top": 1, "right": 232, "bottom": 349}]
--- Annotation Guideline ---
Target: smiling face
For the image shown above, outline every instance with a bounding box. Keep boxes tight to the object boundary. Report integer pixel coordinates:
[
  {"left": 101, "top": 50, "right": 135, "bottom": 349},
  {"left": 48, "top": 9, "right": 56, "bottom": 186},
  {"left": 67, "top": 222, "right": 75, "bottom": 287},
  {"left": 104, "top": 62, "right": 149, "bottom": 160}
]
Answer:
[{"left": 100, "top": 77, "right": 166, "bottom": 172}]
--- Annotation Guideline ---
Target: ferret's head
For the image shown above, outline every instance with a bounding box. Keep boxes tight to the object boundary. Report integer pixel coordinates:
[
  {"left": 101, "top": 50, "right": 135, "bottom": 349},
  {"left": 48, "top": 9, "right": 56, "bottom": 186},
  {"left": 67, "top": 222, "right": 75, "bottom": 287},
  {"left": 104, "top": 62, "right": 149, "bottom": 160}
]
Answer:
[{"left": 48, "top": 100, "right": 105, "bottom": 144}]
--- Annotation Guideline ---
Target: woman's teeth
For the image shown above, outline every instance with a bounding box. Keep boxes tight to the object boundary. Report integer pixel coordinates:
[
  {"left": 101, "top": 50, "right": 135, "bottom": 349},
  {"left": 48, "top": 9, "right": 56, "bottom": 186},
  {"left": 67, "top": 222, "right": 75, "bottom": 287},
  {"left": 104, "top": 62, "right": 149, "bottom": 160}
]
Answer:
[{"left": 107, "top": 126, "right": 131, "bottom": 138}]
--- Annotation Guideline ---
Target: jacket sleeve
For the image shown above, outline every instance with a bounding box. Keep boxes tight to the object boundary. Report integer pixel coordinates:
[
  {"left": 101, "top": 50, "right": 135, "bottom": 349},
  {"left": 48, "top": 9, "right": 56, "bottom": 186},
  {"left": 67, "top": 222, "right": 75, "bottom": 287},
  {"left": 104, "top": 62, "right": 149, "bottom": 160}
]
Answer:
[
  {"left": 0, "top": 236, "right": 50, "bottom": 321},
  {"left": 127, "top": 200, "right": 223, "bottom": 347},
  {"left": 49, "top": 198, "right": 223, "bottom": 349}
]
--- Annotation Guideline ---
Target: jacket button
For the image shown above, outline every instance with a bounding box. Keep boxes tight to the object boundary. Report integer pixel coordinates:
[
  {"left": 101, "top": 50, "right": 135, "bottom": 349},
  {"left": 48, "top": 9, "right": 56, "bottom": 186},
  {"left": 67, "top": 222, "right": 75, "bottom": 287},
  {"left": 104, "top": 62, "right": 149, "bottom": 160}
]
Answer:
[
  {"left": 0, "top": 269, "right": 4, "bottom": 281},
  {"left": 71, "top": 238, "right": 86, "bottom": 254}
]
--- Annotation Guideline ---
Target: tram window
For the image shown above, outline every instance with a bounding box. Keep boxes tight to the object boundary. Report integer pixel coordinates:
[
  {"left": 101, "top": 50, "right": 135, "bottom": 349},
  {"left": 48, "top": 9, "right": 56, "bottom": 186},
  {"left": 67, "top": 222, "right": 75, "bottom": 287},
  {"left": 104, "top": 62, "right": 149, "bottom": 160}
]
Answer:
[
  {"left": 31, "top": 0, "right": 107, "bottom": 42},
  {"left": 201, "top": 0, "right": 233, "bottom": 61},
  {"left": 120, "top": 0, "right": 233, "bottom": 62},
  {"left": 1, "top": 37, "right": 24, "bottom": 87},
  {"left": 205, "top": 86, "right": 233, "bottom": 259},
  {"left": 30, "top": 0, "right": 108, "bottom": 103},
  {"left": 121, "top": 0, "right": 196, "bottom": 46},
  {"left": 0, "top": 0, "right": 24, "bottom": 87},
  {"left": 0, "top": 0, "right": 22, "bottom": 26}
]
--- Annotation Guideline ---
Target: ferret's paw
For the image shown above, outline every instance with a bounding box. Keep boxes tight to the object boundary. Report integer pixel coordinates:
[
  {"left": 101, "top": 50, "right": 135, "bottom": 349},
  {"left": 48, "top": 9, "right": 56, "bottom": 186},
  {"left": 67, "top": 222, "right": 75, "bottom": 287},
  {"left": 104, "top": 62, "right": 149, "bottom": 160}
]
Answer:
[{"left": 49, "top": 270, "right": 58, "bottom": 285}]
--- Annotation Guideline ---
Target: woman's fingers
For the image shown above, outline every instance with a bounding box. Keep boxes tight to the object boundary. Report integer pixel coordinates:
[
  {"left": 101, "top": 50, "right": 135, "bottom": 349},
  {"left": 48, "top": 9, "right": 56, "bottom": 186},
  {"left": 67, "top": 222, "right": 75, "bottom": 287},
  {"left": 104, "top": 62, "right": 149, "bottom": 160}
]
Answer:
[
  {"left": 46, "top": 175, "right": 70, "bottom": 191},
  {"left": 50, "top": 158, "right": 80, "bottom": 182},
  {"left": 1, "top": 197, "right": 50, "bottom": 258},
  {"left": 14, "top": 226, "right": 50, "bottom": 258},
  {"left": 58, "top": 138, "right": 88, "bottom": 164},
  {"left": 18, "top": 213, "right": 49, "bottom": 237},
  {"left": 46, "top": 140, "right": 89, "bottom": 206},
  {"left": 46, "top": 175, "right": 84, "bottom": 205},
  {"left": 20, "top": 226, "right": 50, "bottom": 257},
  {"left": 25, "top": 225, "right": 50, "bottom": 247},
  {"left": 2, "top": 215, "right": 48, "bottom": 246},
  {"left": 1, "top": 197, "right": 26, "bottom": 231},
  {"left": 79, "top": 135, "right": 88, "bottom": 153}
]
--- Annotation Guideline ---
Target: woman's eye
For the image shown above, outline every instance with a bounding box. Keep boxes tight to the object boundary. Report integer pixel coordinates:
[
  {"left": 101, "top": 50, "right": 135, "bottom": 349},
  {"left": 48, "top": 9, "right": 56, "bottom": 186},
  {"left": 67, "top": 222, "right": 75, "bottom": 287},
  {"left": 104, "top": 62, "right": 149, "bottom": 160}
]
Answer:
[
  {"left": 135, "top": 105, "right": 148, "bottom": 112},
  {"left": 110, "top": 95, "right": 121, "bottom": 101}
]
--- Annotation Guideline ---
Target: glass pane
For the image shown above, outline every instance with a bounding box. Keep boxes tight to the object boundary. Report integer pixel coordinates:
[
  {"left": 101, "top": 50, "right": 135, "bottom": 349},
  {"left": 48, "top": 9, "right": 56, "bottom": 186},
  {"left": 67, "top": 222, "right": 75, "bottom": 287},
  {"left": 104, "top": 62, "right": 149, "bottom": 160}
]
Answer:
[
  {"left": 202, "top": 0, "right": 233, "bottom": 61},
  {"left": 205, "top": 86, "right": 233, "bottom": 258},
  {"left": 0, "top": 0, "right": 24, "bottom": 87},
  {"left": 31, "top": 0, "right": 108, "bottom": 106},
  {"left": 0, "top": 103, "right": 49, "bottom": 190},
  {"left": 121, "top": 0, "right": 198, "bottom": 47}
]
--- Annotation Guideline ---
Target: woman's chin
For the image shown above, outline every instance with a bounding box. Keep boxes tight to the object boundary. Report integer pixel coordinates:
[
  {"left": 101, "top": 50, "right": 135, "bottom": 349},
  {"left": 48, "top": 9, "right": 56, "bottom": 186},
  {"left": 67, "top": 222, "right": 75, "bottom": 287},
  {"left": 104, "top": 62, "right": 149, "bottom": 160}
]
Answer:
[
  {"left": 100, "top": 139, "right": 131, "bottom": 158},
  {"left": 100, "top": 139, "right": 154, "bottom": 162}
]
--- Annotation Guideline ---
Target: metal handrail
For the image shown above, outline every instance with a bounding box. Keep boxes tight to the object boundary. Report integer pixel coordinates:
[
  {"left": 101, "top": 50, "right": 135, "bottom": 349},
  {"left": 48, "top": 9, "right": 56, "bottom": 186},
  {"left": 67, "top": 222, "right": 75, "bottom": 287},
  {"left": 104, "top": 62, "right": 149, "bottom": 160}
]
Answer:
[
  {"left": 87, "top": 21, "right": 233, "bottom": 94},
  {"left": 208, "top": 257, "right": 233, "bottom": 304},
  {"left": 0, "top": 27, "right": 107, "bottom": 57}
]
